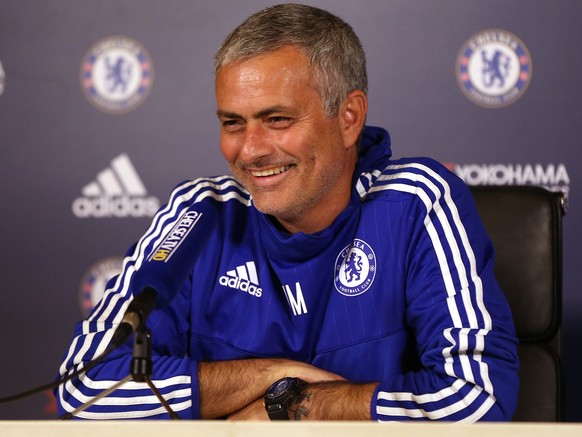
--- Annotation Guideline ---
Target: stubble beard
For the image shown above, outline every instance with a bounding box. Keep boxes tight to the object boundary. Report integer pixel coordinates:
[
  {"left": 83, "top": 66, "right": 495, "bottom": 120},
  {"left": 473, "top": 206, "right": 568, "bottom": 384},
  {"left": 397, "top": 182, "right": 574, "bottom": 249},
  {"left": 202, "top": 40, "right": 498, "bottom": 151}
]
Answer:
[{"left": 232, "top": 158, "right": 347, "bottom": 231}]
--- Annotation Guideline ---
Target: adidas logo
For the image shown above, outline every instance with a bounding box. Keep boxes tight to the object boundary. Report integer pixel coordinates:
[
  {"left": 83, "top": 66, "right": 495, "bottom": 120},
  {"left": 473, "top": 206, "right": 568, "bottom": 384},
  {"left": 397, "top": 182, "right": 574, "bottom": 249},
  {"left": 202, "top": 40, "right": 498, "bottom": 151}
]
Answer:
[
  {"left": 72, "top": 154, "right": 160, "bottom": 218},
  {"left": 219, "top": 261, "right": 263, "bottom": 298}
]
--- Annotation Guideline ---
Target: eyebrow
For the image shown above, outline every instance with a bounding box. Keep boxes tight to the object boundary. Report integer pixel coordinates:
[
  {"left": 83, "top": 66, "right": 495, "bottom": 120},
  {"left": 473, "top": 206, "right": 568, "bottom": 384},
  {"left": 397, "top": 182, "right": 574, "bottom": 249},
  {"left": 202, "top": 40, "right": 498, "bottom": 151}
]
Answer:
[{"left": 216, "top": 105, "right": 290, "bottom": 120}]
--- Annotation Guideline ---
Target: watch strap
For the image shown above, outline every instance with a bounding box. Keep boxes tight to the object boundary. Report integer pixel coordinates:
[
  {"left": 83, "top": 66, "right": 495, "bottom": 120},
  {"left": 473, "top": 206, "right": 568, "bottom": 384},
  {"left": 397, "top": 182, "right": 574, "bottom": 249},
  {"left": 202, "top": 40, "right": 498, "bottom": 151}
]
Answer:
[{"left": 266, "top": 403, "right": 292, "bottom": 420}]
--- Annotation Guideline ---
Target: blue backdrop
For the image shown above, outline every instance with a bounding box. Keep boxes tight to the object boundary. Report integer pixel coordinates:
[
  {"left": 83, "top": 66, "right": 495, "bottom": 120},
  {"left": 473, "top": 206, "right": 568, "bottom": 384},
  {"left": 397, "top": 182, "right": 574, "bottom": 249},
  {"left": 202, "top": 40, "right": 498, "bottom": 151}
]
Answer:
[{"left": 0, "top": 0, "right": 580, "bottom": 420}]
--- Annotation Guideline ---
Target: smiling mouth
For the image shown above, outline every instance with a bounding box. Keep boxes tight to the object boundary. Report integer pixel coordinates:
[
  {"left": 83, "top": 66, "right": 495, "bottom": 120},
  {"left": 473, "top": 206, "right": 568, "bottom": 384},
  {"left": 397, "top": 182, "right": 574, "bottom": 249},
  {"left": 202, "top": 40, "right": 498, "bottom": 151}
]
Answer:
[{"left": 249, "top": 165, "right": 291, "bottom": 177}]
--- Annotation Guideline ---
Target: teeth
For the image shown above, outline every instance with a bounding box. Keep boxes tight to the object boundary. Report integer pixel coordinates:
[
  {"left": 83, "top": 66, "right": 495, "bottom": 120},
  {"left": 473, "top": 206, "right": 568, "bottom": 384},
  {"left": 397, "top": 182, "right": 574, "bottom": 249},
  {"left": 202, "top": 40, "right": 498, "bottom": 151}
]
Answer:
[{"left": 250, "top": 165, "right": 290, "bottom": 177}]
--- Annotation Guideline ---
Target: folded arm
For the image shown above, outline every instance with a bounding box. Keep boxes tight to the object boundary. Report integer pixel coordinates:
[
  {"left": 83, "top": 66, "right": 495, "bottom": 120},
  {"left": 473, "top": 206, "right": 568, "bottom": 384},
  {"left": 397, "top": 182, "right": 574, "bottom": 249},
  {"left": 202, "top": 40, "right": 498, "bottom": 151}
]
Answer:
[
  {"left": 198, "top": 358, "right": 348, "bottom": 419},
  {"left": 226, "top": 379, "right": 377, "bottom": 420}
]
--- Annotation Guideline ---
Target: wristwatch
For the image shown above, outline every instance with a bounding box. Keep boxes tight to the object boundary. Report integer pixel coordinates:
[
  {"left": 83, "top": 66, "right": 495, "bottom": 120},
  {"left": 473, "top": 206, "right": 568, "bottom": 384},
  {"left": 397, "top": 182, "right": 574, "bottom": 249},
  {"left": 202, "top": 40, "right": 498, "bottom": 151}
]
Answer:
[{"left": 263, "top": 377, "right": 307, "bottom": 420}]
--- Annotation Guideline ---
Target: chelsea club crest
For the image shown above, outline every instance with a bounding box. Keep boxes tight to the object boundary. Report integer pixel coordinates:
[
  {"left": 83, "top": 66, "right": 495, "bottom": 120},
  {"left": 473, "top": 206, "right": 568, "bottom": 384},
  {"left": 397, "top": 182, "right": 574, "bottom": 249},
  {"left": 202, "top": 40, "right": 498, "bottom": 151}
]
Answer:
[
  {"left": 79, "top": 256, "right": 124, "bottom": 316},
  {"left": 334, "top": 239, "right": 376, "bottom": 297},
  {"left": 456, "top": 29, "right": 532, "bottom": 108},
  {"left": 80, "top": 36, "right": 154, "bottom": 114}
]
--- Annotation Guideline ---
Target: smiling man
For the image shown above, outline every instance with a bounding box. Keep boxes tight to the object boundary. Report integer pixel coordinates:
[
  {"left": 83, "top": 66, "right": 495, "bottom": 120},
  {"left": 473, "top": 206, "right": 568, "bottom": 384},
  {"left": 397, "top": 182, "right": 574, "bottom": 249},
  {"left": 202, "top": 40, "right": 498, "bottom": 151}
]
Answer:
[
  {"left": 57, "top": 3, "right": 519, "bottom": 422},
  {"left": 216, "top": 44, "right": 363, "bottom": 234}
]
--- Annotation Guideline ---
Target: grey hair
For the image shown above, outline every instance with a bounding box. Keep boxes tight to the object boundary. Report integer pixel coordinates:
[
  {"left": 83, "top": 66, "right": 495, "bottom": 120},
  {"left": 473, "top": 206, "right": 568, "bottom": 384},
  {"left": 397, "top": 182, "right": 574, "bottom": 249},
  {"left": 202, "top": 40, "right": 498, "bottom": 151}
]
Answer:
[{"left": 214, "top": 3, "right": 367, "bottom": 117}]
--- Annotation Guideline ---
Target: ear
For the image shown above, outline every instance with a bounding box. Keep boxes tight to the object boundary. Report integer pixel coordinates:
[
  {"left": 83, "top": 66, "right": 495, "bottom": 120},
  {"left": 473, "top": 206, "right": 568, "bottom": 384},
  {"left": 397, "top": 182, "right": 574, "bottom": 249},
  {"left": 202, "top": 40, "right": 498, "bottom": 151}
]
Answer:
[{"left": 339, "top": 90, "right": 368, "bottom": 150}]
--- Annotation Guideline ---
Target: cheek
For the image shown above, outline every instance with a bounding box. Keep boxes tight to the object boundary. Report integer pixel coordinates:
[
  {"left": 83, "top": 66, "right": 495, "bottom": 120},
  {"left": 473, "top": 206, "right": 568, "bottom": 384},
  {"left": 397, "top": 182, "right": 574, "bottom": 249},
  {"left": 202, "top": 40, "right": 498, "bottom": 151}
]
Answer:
[{"left": 219, "top": 135, "right": 240, "bottom": 164}]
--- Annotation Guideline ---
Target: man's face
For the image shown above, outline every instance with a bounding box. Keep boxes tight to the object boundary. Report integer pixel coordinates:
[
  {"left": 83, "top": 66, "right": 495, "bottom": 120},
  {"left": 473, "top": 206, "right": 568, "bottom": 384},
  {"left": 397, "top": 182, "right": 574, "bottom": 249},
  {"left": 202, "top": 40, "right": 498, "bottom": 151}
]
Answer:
[{"left": 216, "top": 46, "right": 356, "bottom": 234}]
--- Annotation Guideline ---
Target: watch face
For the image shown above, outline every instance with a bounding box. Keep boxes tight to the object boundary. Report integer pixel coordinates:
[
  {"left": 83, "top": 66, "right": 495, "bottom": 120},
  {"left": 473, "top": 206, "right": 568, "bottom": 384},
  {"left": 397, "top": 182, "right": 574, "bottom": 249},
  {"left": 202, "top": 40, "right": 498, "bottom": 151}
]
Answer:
[{"left": 266, "top": 378, "right": 292, "bottom": 400}]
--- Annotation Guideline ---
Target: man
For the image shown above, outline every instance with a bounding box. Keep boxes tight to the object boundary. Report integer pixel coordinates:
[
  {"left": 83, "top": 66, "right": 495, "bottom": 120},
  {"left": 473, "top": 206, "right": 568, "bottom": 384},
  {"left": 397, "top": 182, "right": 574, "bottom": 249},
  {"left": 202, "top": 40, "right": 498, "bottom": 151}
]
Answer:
[{"left": 57, "top": 4, "right": 519, "bottom": 421}]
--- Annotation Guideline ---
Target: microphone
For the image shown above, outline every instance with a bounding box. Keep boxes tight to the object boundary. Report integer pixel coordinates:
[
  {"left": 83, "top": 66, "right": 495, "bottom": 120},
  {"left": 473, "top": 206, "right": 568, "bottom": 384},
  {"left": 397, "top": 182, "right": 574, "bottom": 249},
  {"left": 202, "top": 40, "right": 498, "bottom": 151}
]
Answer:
[{"left": 112, "top": 200, "right": 218, "bottom": 346}]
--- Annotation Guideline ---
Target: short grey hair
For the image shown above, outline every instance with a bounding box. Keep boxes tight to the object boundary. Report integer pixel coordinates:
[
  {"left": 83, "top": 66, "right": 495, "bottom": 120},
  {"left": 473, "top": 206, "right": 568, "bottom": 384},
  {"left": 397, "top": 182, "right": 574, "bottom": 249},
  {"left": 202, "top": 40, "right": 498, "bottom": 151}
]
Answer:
[{"left": 214, "top": 3, "right": 368, "bottom": 117}]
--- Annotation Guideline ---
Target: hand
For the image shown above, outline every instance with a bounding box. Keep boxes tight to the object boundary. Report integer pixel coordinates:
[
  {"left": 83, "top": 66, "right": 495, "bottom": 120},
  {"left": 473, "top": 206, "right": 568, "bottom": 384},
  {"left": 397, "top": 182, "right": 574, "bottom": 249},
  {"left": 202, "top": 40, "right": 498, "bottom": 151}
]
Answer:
[{"left": 275, "top": 360, "right": 346, "bottom": 384}]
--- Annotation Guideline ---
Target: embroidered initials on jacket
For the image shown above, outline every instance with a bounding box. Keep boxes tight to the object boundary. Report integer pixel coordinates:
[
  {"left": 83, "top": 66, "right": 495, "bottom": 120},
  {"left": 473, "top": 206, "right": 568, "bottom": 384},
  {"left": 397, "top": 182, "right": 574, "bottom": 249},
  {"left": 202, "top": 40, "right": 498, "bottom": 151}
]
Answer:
[{"left": 283, "top": 282, "right": 308, "bottom": 316}]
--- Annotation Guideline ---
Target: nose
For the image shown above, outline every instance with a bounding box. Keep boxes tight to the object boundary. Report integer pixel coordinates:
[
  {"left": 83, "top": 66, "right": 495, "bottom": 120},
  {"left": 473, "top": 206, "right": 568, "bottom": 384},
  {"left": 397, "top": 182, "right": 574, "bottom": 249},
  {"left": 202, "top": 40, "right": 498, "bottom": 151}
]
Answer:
[{"left": 238, "top": 122, "right": 275, "bottom": 164}]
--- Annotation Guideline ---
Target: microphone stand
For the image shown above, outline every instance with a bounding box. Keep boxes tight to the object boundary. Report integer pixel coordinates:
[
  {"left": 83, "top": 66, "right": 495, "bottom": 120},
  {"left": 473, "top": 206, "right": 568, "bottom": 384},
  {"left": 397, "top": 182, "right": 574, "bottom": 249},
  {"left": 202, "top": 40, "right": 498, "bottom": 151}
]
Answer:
[
  {"left": 131, "top": 328, "right": 181, "bottom": 420},
  {"left": 59, "top": 326, "right": 181, "bottom": 420}
]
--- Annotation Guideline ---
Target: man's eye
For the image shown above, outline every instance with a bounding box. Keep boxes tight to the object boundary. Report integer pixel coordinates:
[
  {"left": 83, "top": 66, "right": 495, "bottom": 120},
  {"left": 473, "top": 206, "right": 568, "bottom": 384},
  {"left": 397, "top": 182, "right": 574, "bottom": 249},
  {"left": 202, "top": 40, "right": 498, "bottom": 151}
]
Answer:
[
  {"left": 268, "top": 117, "right": 292, "bottom": 127},
  {"left": 222, "top": 120, "right": 242, "bottom": 130}
]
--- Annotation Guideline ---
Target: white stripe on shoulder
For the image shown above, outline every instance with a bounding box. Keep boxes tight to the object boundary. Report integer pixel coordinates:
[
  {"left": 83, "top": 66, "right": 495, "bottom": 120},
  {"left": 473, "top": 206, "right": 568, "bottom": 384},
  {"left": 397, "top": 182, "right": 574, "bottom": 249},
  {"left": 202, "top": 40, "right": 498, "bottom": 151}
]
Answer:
[
  {"left": 69, "top": 176, "right": 247, "bottom": 371},
  {"left": 372, "top": 162, "right": 494, "bottom": 420}
]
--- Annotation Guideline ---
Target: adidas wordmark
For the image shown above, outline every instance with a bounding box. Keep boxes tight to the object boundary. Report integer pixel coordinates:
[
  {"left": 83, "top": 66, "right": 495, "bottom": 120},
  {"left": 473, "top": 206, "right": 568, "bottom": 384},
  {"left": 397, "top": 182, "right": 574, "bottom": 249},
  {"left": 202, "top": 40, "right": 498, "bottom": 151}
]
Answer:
[
  {"left": 72, "top": 154, "right": 160, "bottom": 218},
  {"left": 219, "top": 261, "right": 263, "bottom": 298}
]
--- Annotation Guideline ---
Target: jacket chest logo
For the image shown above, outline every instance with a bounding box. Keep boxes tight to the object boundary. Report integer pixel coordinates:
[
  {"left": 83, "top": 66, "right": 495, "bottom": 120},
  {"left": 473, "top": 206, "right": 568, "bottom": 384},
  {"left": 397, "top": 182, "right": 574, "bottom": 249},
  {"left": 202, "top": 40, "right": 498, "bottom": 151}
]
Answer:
[
  {"left": 219, "top": 261, "right": 263, "bottom": 298},
  {"left": 334, "top": 238, "right": 376, "bottom": 297}
]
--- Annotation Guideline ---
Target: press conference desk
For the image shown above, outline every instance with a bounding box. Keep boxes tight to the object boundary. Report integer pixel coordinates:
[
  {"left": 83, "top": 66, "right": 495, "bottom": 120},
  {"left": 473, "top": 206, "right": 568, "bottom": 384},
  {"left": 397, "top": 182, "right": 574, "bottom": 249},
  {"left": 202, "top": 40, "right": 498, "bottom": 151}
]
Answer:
[{"left": 2, "top": 421, "right": 582, "bottom": 437}]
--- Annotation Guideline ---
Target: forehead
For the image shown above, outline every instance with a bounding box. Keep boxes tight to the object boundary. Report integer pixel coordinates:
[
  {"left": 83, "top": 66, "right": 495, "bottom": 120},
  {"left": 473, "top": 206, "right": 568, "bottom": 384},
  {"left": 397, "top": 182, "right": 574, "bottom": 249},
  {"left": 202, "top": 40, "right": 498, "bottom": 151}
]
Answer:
[
  {"left": 215, "top": 46, "right": 316, "bottom": 103},
  {"left": 218, "top": 45, "right": 311, "bottom": 78}
]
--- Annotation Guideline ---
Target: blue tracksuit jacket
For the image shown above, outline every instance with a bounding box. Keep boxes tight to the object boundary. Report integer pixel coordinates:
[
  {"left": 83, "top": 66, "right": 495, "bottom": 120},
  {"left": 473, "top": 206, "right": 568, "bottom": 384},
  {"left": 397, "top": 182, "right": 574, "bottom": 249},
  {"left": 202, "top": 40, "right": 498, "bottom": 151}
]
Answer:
[{"left": 56, "top": 126, "right": 519, "bottom": 421}]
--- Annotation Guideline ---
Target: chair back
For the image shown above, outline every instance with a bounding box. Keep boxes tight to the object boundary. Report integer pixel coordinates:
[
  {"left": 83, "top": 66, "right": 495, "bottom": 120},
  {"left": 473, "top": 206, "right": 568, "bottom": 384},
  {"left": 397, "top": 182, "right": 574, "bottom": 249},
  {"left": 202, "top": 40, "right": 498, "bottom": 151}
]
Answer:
[{"left": 470, "top": 185, "right": 564, "bottom": 422}]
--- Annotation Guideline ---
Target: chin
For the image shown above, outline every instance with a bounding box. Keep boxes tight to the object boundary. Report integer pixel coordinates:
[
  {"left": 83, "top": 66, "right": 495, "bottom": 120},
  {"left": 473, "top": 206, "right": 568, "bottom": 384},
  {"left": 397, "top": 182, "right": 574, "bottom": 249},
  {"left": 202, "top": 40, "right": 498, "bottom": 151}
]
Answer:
[
  {"left": 253, "top": 199, "right": 291, "bottom": 218},
  {"left": 253, "top": 201, "right": 281, "bottom": 216}
]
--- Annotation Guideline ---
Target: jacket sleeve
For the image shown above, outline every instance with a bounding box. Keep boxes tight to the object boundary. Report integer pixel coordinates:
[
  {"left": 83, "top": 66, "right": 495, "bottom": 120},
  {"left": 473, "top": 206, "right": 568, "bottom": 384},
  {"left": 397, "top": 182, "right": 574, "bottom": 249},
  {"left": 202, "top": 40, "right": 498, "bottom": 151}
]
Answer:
[
  {"left": 55, "top": 180, "right": 206, "bottom": 419},
  {"left": 370, "top": 160, "right": 519, "bottom": 422}
]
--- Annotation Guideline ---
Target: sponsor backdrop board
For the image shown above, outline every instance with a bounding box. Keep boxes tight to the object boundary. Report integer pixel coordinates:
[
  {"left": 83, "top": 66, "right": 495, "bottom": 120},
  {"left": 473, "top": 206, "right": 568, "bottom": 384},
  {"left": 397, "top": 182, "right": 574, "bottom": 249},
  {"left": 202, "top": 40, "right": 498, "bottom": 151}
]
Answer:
[{"left": 0, "top": 0, "right": 580, "bottom": 421}]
